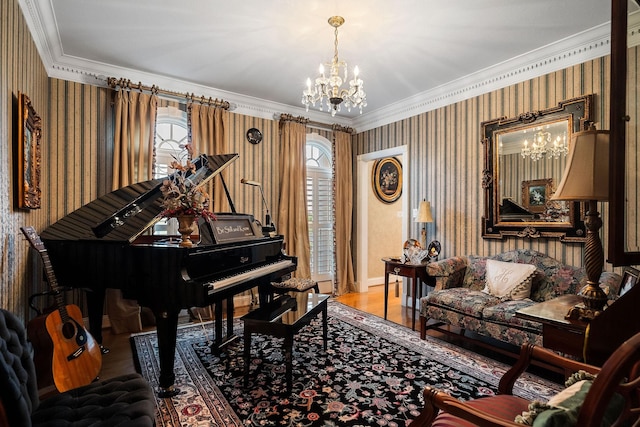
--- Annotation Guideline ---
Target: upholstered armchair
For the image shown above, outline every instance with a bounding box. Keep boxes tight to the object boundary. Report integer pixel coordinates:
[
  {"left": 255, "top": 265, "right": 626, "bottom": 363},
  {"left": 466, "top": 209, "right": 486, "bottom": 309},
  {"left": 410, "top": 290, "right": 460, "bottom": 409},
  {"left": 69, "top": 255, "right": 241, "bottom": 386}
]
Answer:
[{"left": 411, "top": 332, "right": 640, "bottom": 427}]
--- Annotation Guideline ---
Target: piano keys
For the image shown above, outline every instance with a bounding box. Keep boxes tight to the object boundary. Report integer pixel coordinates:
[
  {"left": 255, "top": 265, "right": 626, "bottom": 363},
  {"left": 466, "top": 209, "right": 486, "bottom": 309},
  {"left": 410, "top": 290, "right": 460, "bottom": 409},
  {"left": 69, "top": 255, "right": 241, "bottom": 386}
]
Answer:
[{"left": 40, "top": 153, "right": 297, "bottom": 396}]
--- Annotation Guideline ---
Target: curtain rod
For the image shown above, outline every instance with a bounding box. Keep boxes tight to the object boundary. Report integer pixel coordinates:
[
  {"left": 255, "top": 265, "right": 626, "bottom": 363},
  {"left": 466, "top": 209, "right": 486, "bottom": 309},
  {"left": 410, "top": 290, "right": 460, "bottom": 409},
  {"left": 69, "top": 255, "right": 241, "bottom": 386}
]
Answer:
[
  {"left": 276, "top": 113, "right": 354, "bottom": 134},
  {"left": 107, "top": 77, "right": 231, "bottom": 109}
]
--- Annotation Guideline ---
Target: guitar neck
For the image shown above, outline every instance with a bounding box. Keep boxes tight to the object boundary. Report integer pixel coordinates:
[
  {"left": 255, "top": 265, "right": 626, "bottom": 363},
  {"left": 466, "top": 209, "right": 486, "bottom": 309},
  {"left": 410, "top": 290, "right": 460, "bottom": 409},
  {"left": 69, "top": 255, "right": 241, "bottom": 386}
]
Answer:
[
  {"left": 38, "top": 249, "right": 72, "bottom": 323},
  {"left": 39, "top": 249, "right": 59, "bottom": 291},
  {"left": 20, "top": 226, "right": 71, "bottom": 323}
]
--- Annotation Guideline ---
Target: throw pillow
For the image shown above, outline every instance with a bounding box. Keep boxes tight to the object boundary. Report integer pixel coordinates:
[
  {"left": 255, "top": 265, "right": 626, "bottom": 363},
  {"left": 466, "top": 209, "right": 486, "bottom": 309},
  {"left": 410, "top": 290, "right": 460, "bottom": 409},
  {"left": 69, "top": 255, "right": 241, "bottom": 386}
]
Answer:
[
  {"left": 482, "top": 259, "right": 536, "bottom": 301},
  {"left": 515, "top": 371, "right": 624, "bottom": 427},
  {"left": 531, "top": 380, "right": 624, "bottom": 427}
]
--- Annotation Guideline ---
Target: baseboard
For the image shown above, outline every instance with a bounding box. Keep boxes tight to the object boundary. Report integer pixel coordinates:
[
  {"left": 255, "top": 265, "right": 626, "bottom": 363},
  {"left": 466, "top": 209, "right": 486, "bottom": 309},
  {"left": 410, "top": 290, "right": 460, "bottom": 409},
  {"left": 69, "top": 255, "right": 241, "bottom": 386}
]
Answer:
[
  {"left": 362, "top": 276, "right": 384, "bottom": 290},
  {"left": 317, "top": 280, "right": 332, "bottom": 294}
]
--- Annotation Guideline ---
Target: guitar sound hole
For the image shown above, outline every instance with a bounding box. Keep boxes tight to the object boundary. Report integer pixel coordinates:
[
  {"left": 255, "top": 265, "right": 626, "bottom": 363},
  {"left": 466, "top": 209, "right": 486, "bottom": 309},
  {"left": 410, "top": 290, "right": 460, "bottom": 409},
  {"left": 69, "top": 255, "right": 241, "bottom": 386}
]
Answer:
[{"left": 62, "top": 322, "right": 76, "bottom": 340}]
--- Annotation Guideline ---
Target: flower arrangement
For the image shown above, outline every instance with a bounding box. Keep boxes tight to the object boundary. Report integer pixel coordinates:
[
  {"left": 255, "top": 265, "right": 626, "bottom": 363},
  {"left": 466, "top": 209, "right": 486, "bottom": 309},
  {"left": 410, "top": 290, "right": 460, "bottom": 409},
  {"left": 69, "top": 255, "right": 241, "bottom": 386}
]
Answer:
[{"left": 159, "top": 145, "right": 216, "bottom": 219}]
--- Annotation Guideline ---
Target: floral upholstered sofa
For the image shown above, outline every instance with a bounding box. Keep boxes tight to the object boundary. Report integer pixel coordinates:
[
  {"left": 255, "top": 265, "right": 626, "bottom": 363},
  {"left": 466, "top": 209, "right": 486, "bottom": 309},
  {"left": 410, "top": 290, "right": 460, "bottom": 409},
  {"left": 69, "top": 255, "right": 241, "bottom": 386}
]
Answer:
[{"left": 419, "top": 249, "right": 621, "bottom": 348}]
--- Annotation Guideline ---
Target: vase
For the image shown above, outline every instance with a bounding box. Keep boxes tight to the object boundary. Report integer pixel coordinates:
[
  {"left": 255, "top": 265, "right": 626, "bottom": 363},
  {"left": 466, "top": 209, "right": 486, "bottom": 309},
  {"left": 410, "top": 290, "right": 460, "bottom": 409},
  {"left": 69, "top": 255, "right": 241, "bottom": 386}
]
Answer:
[{"left": 177, "top": 214, "right": 196, "bottom": 247}]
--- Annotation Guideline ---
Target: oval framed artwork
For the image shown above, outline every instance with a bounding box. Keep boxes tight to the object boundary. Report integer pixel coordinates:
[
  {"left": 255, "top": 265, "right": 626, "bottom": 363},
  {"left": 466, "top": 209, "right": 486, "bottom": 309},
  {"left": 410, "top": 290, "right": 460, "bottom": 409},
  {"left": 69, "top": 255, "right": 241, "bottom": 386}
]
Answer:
[{"left": 372, "top": 157, "right": 402, "bottom": 203}]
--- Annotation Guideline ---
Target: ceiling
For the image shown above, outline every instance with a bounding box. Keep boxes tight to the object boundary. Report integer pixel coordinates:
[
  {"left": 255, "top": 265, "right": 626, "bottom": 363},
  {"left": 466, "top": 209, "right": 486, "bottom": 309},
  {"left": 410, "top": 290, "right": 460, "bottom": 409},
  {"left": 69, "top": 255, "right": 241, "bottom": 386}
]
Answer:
[{"left": 18, "top": 0, "right": 637, "bottom": 130}]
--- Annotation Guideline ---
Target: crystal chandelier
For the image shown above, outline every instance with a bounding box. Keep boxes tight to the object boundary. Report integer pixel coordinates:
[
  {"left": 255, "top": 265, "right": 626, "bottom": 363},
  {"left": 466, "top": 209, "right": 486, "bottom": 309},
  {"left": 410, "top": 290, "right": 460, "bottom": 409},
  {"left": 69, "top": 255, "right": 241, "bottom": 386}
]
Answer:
[
  {"left": 547, "top": 133, "right": 569, "bottom": 159},
  {"left": 301, "top": 16, "right": 367, "bottom": 117},
  {"left": 521, "top": 130, "right": 568, "bottom": 161}
]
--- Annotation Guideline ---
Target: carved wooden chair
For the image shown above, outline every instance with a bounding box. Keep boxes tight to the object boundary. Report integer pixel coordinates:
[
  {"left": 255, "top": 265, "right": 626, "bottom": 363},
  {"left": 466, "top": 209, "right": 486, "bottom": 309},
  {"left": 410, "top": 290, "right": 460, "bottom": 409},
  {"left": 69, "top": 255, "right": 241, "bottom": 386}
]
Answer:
[{"left": 411, "top": 332, "right": 640, "bottom": 427}]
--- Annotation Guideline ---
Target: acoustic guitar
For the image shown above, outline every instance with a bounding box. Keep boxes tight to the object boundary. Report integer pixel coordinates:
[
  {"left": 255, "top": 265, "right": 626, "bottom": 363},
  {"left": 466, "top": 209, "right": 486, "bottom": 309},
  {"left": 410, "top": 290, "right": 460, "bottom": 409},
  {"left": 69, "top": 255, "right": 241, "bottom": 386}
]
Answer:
[{"left": 21, "top": 226, "right": 102, "bottom": 393}]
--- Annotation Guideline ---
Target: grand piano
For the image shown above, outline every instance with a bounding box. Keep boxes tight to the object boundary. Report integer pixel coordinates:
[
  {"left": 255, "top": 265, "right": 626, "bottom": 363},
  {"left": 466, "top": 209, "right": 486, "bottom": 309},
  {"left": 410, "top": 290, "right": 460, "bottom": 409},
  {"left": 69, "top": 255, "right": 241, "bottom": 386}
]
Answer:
[{"left": 40, "top": 153, "right": 296, "bottom": 396}]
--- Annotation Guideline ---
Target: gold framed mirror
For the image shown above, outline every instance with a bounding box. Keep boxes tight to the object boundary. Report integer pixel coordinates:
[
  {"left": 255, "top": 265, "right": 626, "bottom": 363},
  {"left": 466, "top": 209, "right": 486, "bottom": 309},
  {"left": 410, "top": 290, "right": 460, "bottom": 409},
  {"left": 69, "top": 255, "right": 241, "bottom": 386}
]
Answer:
[{"left": 481, "top": 95, "right": 593, "bottom": 241}]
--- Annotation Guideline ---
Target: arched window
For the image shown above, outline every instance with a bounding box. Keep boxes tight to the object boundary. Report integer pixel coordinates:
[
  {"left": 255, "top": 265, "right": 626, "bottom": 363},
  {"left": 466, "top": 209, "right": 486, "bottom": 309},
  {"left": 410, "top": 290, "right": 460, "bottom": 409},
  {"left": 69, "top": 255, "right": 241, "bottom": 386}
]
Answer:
[
  {"left": 306, "top": 134, "right": 333, "bottom": 282},
  {"left": 154, "top": 106, "right": 188, "bottom": 235}
]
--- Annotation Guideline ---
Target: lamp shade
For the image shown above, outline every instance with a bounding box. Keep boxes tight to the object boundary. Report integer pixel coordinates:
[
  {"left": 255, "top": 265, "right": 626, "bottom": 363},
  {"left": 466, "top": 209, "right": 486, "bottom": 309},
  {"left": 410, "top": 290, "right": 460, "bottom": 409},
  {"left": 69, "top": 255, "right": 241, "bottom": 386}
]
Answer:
[
  {"left": 416, "top": 200, "right": 433, "bottom": 223},
  {"left": 551, "top": 126, "right": 609, "bottom": 201}
]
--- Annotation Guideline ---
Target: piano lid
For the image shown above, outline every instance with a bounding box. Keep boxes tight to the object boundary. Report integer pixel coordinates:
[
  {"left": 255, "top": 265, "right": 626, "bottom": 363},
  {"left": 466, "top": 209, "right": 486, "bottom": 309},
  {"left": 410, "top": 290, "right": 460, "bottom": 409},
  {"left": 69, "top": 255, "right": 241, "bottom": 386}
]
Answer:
[{"left": 41, "top": 153, "right": 239, "bottom": 243}]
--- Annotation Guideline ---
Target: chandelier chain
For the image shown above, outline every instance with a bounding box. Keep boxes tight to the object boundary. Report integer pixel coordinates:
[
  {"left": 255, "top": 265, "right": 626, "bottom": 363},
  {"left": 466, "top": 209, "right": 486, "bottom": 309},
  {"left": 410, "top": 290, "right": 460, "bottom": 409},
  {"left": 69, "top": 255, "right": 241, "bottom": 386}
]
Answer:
[{"left": 334, "top": 26, "right": 339, "bottom": 64}]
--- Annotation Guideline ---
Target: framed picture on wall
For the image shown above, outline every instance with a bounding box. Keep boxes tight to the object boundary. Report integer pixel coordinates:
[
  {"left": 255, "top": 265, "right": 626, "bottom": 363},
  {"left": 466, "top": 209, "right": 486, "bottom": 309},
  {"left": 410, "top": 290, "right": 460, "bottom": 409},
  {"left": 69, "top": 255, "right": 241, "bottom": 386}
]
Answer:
[
  {"left": 372, "top": 157, "right": 402, "bottom": 203},
  {"left": 17, "top": 92, "right": 42, "bottom": 209},
  {"left": 521, "top": 178, "right": 552, "bottom": 214}
]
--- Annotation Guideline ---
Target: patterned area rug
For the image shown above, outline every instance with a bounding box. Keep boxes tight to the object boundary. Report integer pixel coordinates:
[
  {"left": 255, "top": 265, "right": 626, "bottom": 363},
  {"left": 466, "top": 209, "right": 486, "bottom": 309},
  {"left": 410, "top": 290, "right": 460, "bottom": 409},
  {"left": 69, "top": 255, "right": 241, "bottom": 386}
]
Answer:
[{"left": 131, "top": 301, "right": 561, "bottom": 426}]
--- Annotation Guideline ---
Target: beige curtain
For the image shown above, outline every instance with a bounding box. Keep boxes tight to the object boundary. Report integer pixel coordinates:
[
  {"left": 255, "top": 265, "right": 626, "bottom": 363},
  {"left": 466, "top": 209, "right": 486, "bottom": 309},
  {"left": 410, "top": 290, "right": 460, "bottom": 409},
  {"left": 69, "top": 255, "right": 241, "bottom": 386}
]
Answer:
[
  {"left": 112, "top": 90, "right": 158, "bottom": 187},
  {"left": 333, "top": 130, "right": 357, "bottom": 295},
  {"left": 188, "top": 103, "right": 229, "bottom": 212},
  {"left": 277, "top": 120, "right": 311, "bottom": 278},
  {"left": 109, "top": 89, "right": 158, "bottom": 334}
]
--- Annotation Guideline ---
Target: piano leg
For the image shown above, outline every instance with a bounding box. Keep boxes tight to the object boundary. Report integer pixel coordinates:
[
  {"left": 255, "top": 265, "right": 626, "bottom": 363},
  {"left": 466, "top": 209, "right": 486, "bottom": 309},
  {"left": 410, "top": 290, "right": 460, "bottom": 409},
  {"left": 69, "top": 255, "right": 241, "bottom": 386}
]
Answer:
[
  {"left": 226, "top": 296, "right": 234, "bottom": 338},
  {"left": 86, "top": 287, "right": 105, "bottom": 345},
  {"left": 214, "top": 302, "right": 223, "bottom": 351},
  {"left": 211, "top": 297, "right": 239, "bottom": 353},
  {"left": 154, "top": 309, "right": 181, "bottom": 398}
]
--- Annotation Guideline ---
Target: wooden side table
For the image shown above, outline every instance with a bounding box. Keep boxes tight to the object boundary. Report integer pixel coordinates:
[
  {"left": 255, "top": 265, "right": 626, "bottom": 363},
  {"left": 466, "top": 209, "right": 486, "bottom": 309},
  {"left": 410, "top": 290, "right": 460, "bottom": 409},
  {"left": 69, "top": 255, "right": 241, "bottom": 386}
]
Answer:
[
  {"left": 516, "top": 294, "right": 588, "bottom": 359},
  {"left": 382, "top": 258, "right": 432, "bottom": 331}
]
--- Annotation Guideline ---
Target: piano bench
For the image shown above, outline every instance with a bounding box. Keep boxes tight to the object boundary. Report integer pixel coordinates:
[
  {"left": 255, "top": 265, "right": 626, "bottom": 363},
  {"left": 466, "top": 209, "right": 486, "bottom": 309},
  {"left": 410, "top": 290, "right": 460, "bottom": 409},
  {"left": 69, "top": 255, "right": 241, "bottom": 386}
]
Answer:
[
  {"left": 270, "top": 277, "right": 320, "bottom": 294},
  {"left": 242, "top": 293, "right": 329, "bottom": 392}
]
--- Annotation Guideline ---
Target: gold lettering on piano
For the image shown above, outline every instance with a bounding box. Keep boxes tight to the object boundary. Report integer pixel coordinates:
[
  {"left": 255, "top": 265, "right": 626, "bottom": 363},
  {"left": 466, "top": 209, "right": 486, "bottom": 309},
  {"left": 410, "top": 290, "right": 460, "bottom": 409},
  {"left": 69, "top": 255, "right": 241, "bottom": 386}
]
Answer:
[{"left": 215, "top": 225, "right": 252, "bottom": 235}]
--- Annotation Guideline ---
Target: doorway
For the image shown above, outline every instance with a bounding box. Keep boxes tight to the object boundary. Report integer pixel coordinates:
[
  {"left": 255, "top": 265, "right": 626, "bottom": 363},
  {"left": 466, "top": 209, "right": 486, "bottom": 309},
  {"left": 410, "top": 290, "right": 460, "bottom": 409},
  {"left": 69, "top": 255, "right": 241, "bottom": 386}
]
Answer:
[{"left": 356, "top": 145, "right": 409, "bottom": 293}]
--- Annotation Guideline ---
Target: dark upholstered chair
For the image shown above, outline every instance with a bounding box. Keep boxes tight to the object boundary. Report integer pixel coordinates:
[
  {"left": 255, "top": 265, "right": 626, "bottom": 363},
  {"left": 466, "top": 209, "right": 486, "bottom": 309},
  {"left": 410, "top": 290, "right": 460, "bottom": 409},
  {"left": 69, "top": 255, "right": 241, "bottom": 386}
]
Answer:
[
  {"left": 411, "top": 332, "right": 640, "bottom": 427},
  {"left": 0, "top": 308, "right": 156, "bottom": 426}
]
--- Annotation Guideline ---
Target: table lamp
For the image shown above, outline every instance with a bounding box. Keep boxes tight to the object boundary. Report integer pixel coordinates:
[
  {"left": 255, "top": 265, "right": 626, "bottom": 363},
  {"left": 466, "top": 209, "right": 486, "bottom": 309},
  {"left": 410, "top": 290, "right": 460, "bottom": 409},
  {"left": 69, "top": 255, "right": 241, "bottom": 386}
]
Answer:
[
  {"left": 551, "top": 124, "right": 609, "bottom": 320},
  {"left": 416, "top": 199, "right": 433, "bottom": 249}
]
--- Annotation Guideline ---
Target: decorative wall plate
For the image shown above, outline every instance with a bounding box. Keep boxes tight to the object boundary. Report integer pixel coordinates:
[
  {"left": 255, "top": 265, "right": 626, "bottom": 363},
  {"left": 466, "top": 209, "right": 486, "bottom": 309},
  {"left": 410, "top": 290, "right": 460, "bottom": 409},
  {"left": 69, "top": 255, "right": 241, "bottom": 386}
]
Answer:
[
  {"left": 428, "top": 240, "right": 441, "bottom": 259},
  {"left": 246, "top": 128, "right": 262, "bottom": 144}
]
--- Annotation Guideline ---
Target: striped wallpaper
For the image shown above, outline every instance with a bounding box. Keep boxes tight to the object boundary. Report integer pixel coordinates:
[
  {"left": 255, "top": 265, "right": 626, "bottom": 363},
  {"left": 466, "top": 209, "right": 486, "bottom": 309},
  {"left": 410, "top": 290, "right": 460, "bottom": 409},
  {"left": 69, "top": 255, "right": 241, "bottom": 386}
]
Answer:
[{"left": 625, "top": 45, "right": 639, "bottom": 253}]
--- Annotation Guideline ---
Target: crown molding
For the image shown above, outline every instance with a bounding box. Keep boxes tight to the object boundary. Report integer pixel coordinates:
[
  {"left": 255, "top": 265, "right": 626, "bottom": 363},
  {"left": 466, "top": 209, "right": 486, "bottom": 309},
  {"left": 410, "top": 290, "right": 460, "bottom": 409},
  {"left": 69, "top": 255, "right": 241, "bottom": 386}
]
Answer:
[
  {"left": 19, "top": 0, "right": 640, "bottom": 133},
  {"left": 353, "top": 11, "right": 640, "bottom": 132},
  {"left": 352, "top": 23, "right": 610, "bottom": 131}
]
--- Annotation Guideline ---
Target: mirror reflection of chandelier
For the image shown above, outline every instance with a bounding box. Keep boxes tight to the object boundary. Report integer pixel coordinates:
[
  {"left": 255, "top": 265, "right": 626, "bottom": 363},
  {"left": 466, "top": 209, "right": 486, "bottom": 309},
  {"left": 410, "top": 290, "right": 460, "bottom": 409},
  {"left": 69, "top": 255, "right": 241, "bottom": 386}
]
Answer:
[
  {"left": 521, "top": 129, "right": 568, "bottom": 161},
  {"left": 301, "top": 16, "right": 367, "bottom": 117}
]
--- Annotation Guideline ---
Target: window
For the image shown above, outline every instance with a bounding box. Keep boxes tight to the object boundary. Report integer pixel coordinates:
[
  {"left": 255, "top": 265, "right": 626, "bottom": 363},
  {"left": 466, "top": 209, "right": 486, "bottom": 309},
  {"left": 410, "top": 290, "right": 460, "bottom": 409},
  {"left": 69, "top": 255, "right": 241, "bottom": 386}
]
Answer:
[
  {"left": 306, "top": 136, "right": 334, "bottom": 282},
  {"left": 153, "top": 106, "right": 188, "bottom": 235}
]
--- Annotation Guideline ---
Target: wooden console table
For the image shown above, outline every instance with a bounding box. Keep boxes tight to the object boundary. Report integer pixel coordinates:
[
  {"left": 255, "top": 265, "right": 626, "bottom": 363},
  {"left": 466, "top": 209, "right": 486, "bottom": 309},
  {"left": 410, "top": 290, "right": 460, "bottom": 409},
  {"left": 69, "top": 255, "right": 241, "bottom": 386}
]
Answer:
[
  {"left": 382, "top": 258, "right": 433, "bottom": 331},
  {"left": 517, "top": 280, "right": 640, "bottom": 366},
  {"left": 516, "top": 294, "right": 588, "bottom": 360}
]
